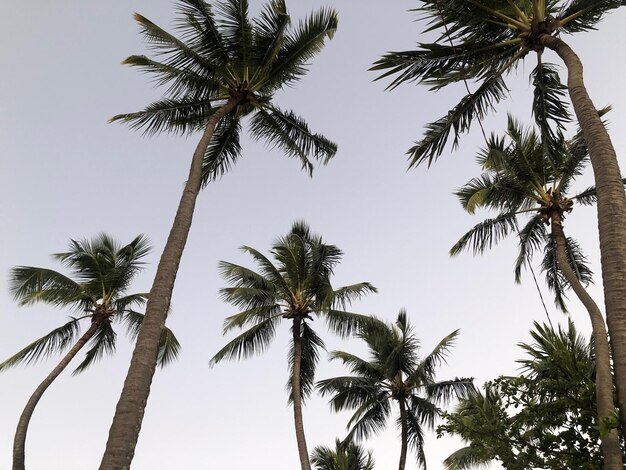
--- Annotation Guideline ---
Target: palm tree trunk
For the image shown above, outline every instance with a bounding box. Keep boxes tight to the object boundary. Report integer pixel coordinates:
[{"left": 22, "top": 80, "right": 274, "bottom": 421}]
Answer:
[
  {"left": 398, "top": 398, "right": 408, "bottom": 470},
  {"left": 291, "top": 317, "right": 312, "bottom": 470},
  {"left": 13, "top": 321, "right": 100, "bottom": 470},
  {"left": 542, "top": 34, "right": 626, "bottom": 434},
  {"left": 550, "top": 213, "right": 623, "bottom": 469},
  {"left": 99, "top": 97, "right": 240, "bottom": 470}
]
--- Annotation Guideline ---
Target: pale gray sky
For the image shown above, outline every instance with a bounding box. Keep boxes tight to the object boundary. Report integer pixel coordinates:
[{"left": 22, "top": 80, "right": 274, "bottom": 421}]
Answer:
[{"left": 2, "top": 1, "right": 626, "bottom": 469}]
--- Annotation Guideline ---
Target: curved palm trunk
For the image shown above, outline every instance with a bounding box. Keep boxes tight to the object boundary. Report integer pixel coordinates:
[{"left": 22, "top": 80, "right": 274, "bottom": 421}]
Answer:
[
  {"left": 550, "top": 213, "right": 623, "bottom": 469},
  {"left": 542, "top": 34, "right": 626, "bottom": 433},
  {"left": 100, "top": 97, "right": 240, "bottom": 470},
  {"left": 13, "top": 321, "right": 100, "bottom": 470},
  {"left": 397, "top": 397, "right": 408, "bottom": 470},
  {"left": 292, "top": 317, "right": 312, "bottom": 470}
]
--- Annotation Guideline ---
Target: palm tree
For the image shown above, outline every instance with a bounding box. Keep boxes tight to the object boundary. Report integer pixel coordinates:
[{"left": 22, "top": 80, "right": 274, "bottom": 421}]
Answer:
[
  {"left": 372, "top": 0, "right": 626, "bottom": 432},
  {"left": 210, "top": 221, "right": 376, "bottom": 470},
  {"left": 317, "top": 310, "right": 475, "bottom": 470},
  {"left": 311, "top": 438, "right": 375, "bottom": 470},
  {"left": 450, "top": 116, "right": 623, "bottom": 467},
  {"left": 101, "top": 1, "right": 338, "bottom": 466},
  {"left": 2, "top": 234, "right": 180, "bottom": 470}
]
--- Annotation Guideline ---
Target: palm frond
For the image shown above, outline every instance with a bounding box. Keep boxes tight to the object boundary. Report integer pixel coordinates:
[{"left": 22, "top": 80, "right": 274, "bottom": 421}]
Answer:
[
  {"left": 412, "top": 330, "right": 460, "bottom": 383},
  {"left": 287, "top": 320, "right": 325, "bottom": 403},
  {"left": 403, "top": 405, "right": 427, "bottom": 469},
  {"left": 209, "top": 313, "right": 282, "bottom": 365},
  {"left": 531, "top": 62, "right": 571, "bottom": 152},
  {"left": 450, "top": 212, "right": 518, "bottom": 256},
  {"left": 559, "top": 0, "right": 624, "bottom": 33},
  {"left": 216, "top": 0, "right": 252, "bottom": 78},
  {"left": 443, "top": 446, "right": 493, "bottom": 469},
  {"left": 200, "top": 114, "right": 243, "bottom": 185},
  {"left": 514, "top": 216, "right": 548, "bottom": 283},
  {"left": 408, "top": 74, "right": 510, "bottom": 167},
  {"left": 426, "top": 378, "right": 477, "bottom": 406},
  {"left": 119, "top": 310, "right": 180, "bottom": 367},
  {"left": 346, "top": 394, "right": 392, "bottom": 441},
  {"left": 0, "top": 318, "right": 83, "bottom": 371},
  {"left": 249, "top": 106, "right": 337, "bottom": 175},
  {"left": 9, "top": 267, "right": 86, "bottom": 309},
  {"left": 72, "top": 321, "right": 117, "bottom": 375}
]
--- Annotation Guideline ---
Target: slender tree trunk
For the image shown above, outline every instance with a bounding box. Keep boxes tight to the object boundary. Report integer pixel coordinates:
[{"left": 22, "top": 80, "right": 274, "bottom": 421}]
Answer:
[
  {"left": 550, "top": 213, "right": 623, "bottom": 469},
  {"left": 99, "top": 97, "right": 240, "bottom": 470},
  {"left": 398, "top": 397, "right": 408, "bottom": 470},
  {"left": 13, "top": 321, "right": 100, "bottom": 470},
  {"left": 291, "top": 317, "right": 312, "bottom": 470},
  {"left": 542, "top": 34, "right": 626, "bottom": 433}
]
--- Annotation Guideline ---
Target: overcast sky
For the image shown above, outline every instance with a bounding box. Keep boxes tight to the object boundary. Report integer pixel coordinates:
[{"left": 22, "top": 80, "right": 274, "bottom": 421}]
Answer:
[{"left": 2, "top": 1, "right": 626, "bottom": 469}]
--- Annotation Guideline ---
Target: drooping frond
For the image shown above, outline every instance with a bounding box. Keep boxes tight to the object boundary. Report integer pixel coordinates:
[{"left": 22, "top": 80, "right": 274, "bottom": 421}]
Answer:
[
  {"left": 209, "top": 313, "right": 282, "bottom": 364},
  {"left": 249, "top": 106, "right": 337, "bottom": 175},
  {"left": 200, "top": 114, "right": 243, "bottom": 185},
  {"left": 558, "top": 0, "right": 625, "bottom": 33},
  {"left": 450, "top": 212, "right": 519, "bottom": 256},
  {"left": 324, "top": 310, "right": 380, "bottom": 339},
  {"left": 287, "top": 320, "right": 325, "bottom": 403},
  {"left": 514, "top": 216, "right": 548, "bottom": 283},
  {"left": 345, "top": 393, "right": 392, "bottom": 441},
  {"left": 119, "top": 310, "right": 181, "bottom": 368},
  {"left": 110, "top": 96, "right": 218, "bottom": 136},
  {"left": 403, "top": 405, "right": 427, "bottom": 469},
  {"left": 0, "top": 317, "right": 83, "bottom": 371},
  {"left": 407, "top": 74, "right": 511, "bottom": 167},
  {"left": 9, "top": 267, "right": 85, "bottom": 309},
  {"left": 72, "top": 321, "right": 117, "bottom": 375},
  {"left": 542, "top": 235, "right": 593, "bottom": 312},
  {"left": 426, "top": 378, "right": 477, "bottom": 406},
  {"left": 531, "top": 62, "right": 571, "bottom": 152}
]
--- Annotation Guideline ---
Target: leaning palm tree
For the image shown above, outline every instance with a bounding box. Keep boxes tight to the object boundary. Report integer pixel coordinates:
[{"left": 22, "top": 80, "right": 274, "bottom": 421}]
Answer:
[
  {"left": 2, "top": 234, "right": 180, "bottom": 470},
  {"left": 311, "top": 438, "right": 375, "bottom": 470},
  {"left": 101, "top": 1, "right": 338, "bottom": 466},
  {"left": 317, "top": 310, "right": 475, "bottom": 470},
  {"left": 450, "top": 116, "right": 623, "bottom": 467},
  {"left": 210, "top": 221, "right": 376, "bottom": 470},
  {"left": 372, "top": 0, "right": 626, "bottom": 432}
]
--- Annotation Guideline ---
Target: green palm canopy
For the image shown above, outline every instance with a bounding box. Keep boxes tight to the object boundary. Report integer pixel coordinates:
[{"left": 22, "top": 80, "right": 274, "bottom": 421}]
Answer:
[
  {"left": 211, "top": 221, "right": 376, "bottom": 470},
  {"left": 311, "top": 438, "right": 376, "bottom": 470},
  {"left": 3, "top": 234, "right": 179, "bottom": 470},
  {"left": 102, "top": 1, "right": 339, "bottom": 466},
  {"left": 317, "top": 310, "right": 475, "bottom": 470}
]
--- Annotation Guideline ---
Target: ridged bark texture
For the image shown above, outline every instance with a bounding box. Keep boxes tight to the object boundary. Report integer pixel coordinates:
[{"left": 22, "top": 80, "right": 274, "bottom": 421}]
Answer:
[
  {"left": 550, "top": 214, "right": 623, "bottom": 469},
  {"left": 99, "top": 98, "right": 240, "bottom": 470},
  {"left": 397, "top": 397, "right": 408, "bottom": 470},
  {"left": 13, "top": 321, "right": 100, "bottom": 470},
  {"left": 291, "top": 318, "right": 312, "bottom": 470},
  {"left": 542, "top": 34, "right": 626, "bottom": 434}
]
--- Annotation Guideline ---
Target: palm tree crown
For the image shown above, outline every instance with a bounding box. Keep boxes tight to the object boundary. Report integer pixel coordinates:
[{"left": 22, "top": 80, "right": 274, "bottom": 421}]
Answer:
[
  {"left": 3, "top": 234, "right": 179, "bottom": 374},
  {"left": 311, "top": 438, "right": 375, "bottom": 470},
  {"left": 210, "top": 221, "right": 376, "bottom": 470},
  {"left": 450, "top": 115, "right": 603, "bottom": 310},
  {"left": 317, "top": 310, "right": 475, "bottom": 470},
  {"left": 372, "top": 0, "right": 621, "bottom": 166},
  {"left": 113, "top": 0, "right": 338, "bottom": 180}
]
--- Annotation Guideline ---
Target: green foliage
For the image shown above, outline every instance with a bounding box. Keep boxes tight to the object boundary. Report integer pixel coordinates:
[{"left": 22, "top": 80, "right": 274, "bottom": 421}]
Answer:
[
  {"left": 210, "top": 221, "right": 376, "bottom": 403},
  {"left": 112, "top": 0, "right": 338, "bottom": 184},
  {"left": 439, "top": 321, "right": 623, "bottom": 469},
  {"left": 1, "top": 234, "right": 180, "bottom": 374},
  {"left": 311, "top": 438, "right": 375, "bottom": 470},
  {"left": 450, "top": 117, "right": 615, "bottom": 311},
  {"left": 371, "top": 0, "right": 624, "bottom": 166},
  {"left": 318, "top": 310, "right": 474, "bottom": 469}
]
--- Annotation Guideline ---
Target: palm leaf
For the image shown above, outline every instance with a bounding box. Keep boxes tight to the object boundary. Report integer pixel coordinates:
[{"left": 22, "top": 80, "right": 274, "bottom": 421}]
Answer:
[
  {"left": 200, "top": 114, "right": 243, "bottom": 185},
  {"left": 287, "top": 320, "right": 324, "bottom": 403},
  {"left": 9, "top": 267, "right": 86, "bottom": 309},
  {"left": 450, "top": 212, "right": 519, "bottom": 255},
  {"left": 0, "top": 317, "right": 83, "bottom": 371},
  {"left": 72, "top": 320, "right": 117, "bottom": 375}
]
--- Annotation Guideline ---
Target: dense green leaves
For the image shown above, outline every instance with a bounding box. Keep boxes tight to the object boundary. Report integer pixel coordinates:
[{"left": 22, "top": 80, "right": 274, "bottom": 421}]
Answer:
[{"left": 318, "top": 310, "right": 474, "bottom": 469}]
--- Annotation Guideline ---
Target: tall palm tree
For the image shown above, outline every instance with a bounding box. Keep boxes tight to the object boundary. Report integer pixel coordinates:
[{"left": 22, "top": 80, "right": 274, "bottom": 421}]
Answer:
[
  {"left": 2, "top": 234, "right": 180, "bottom": 470},
  {"left": 372, "top": 0, "right": 626, "bottom": 432},
  {"left": 101, "top": 1, "right": 338, "bottom": 466},
  {"left": 450, "top": 116, "right": 623, "bottom": 467},
  {"left": 210, "top": 221, "right": 376, "bottom": 470},
  {"left": 210, "top": 222, "right": 375, "bottom": 470},
  {"left": 311, "top": 438, "right": 375, "bottom": 470},
  {"left": 317, "top": 310, "right": 475, "bottom": 470}
]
